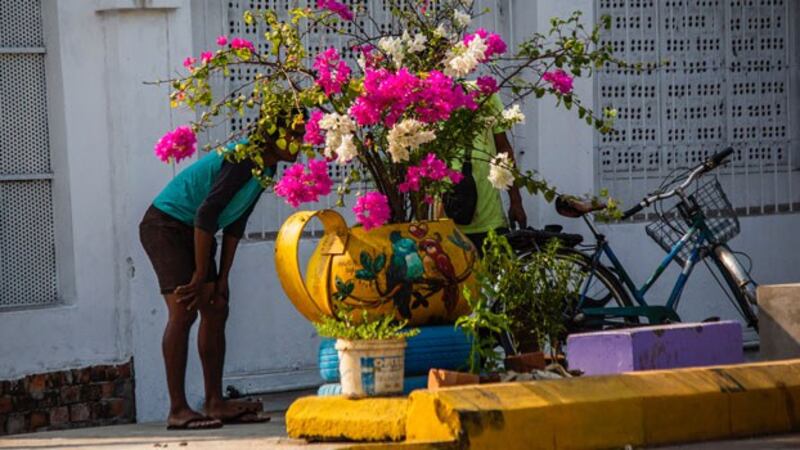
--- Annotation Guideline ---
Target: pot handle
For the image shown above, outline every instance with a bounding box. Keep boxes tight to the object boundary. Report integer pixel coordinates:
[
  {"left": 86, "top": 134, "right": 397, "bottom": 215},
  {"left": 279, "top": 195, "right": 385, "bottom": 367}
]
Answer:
[{"left": 275, "top": 209, "right": 349, "bottom": 322}]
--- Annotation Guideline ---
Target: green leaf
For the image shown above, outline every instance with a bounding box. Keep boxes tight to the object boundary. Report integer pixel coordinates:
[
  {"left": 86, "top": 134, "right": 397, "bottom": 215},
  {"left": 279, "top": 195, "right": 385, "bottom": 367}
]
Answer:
[
  {"left": 360, "top": 251, "right": 373, "bottom": 270},
  {"left": 372, "top": 254, "right": 386, "bottom": 272},
  {"left": 356, "top": 269, "right": 375, "bottom": 281}
]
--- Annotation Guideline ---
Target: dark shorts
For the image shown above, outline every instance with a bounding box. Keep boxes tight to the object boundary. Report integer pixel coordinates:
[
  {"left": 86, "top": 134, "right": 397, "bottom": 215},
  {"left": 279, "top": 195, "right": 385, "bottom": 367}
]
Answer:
[
  {"left": 139, "top": 205, "right": 217, "bottom": 295},
  {"left": 466, "top": 227, "right": 509, "bottom": 257}
]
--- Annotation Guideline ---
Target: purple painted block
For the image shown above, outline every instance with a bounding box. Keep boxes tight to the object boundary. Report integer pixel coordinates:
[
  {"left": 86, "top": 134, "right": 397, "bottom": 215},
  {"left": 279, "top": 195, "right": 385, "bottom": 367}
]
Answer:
[{"left": 566, "top": 321, "right": 743, "bottom": 376}]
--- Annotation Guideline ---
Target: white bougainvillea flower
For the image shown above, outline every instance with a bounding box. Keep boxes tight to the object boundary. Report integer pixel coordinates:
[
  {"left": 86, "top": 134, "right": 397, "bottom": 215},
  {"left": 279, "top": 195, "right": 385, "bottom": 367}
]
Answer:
[
  {"left": 335, "top": 133, "right": 358, "bottom": 164},
  {"left": 502, "top": 104, "right": 526, "bottom": 124},
  {"left": 378, "top": 36, "right": 404, "bottom": 67},
  {"left": 453, "top": 10, "right": 471, "bottom": 28},
  {"left": 402, "top": 31, "right": 427, "bottom": 54},
  {"left": 443, "top": 35, "right": 486, "bottom": 78},
  {"left": 488, "top": 153, "right": 515, "bottom": 190},
  {"left": 319, "top": 112, "right": 357, "bottom": 161},
  {"left": 387, "top": 119, "right": 437, "bottom": 163}
]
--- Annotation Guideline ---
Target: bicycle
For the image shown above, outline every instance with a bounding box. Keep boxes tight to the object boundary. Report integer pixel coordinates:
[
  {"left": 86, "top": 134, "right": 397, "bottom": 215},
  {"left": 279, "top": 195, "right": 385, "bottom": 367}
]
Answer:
[{"left": 508, "top": 148, "right": 759, "bottom": 335}]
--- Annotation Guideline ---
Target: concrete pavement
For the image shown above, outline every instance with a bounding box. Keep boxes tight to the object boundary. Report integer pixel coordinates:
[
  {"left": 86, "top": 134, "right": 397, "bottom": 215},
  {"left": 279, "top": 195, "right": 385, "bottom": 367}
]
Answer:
[{"left": 0, "top": 415, "right": 344, "bottom": 450}]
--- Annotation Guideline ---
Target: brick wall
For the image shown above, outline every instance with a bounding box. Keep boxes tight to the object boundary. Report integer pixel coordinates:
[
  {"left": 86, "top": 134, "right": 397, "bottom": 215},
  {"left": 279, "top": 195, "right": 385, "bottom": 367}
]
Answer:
[{"left": 0, "top": 359, "right": 135, "bottom": 435}]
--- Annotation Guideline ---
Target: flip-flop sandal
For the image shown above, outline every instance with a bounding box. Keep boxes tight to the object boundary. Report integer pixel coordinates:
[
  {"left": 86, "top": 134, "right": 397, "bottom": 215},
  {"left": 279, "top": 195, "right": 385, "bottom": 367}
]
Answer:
[
  {"left": 220, "top": 410, "right": 271, "bottom": 425},
  {"left": 166, "top": 416, "right": 223, "bottom": 430}
]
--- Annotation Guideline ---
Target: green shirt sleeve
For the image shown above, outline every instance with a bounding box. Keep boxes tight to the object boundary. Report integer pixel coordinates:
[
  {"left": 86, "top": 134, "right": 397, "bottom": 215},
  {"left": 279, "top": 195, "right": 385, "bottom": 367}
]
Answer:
[{"left": 489, "top": 94, "right": 508, "bottom": 135}]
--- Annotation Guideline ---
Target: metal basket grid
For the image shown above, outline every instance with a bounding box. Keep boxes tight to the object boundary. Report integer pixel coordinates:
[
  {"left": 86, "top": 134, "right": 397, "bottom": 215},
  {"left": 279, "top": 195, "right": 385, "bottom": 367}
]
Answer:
[{"left": 645, "top": 177, "right": 740, "bottom": 266}]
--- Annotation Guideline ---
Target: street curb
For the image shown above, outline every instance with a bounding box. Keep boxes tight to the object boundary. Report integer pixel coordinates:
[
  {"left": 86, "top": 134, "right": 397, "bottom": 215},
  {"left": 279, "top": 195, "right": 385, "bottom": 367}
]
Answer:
[
  {"left": 289, "top": 359, "right": 800, "bottom": 449},
  {"left": 286, "top": 396, "right": 408, "bottom": 442},
  {"left": 406, "top": 359, "right": 800, "bottom": 449}
]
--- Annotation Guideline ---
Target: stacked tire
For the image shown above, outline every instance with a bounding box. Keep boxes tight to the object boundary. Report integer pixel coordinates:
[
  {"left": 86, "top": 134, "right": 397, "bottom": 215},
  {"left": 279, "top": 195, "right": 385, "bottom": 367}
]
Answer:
[{"left": 317, "top": 325, "right": 471, "bottom": 395}]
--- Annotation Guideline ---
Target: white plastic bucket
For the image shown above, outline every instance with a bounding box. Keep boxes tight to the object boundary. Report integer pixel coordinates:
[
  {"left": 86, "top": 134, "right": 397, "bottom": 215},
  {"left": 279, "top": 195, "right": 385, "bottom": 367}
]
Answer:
[{"left": 335, "top": 339, "right": 406, "bottom": 398}]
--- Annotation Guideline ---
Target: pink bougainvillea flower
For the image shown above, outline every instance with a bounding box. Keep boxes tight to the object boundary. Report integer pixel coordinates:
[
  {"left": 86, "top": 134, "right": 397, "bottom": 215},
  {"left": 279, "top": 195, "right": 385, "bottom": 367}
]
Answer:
[
  {"left": 398, "top": 154, "right": 463, "bottom": 193},
  {"left": 476, "top": 76, "right": 499, "bottom": 95},
  {"left": 230, "top": 37, "right": 255, "bottom": 52},
  {"left": 313, "top": 48, "right": 352, "bottom": 96},
  {"left": 182, "top": 56, "right": 196, "bottom": 69},
  {"left": 316, "top": 0, "right": 354, "bottom": 21},
  {"left": 542, "top": 69, "right": 574, "bottom": 94},
  {"left": 353, "top": 192, "right": 391, "bottom": 230},
  {"left": 200, "top": 51, "right": 213, "bottom": 64},
  {"left": 464, "top": 28, "right": 507, "bottom": 61},
  {"left": 274, "top": 159, "right": 333, "bottom": 207},
  {"left": 154, "top": 126, "right": 197, "bottom": 163},
  {"left": 304, "top": 110, "right": 325, "bottom": 145},
  {"left": 216, "top": 35, "right": 228, "bottom": 46}
]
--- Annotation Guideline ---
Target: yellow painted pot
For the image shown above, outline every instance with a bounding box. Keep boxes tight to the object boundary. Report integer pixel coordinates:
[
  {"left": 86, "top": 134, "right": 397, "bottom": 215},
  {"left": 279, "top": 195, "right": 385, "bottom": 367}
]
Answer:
[{"left": 275, "top": 210, "right": 477, "bottom": 325}]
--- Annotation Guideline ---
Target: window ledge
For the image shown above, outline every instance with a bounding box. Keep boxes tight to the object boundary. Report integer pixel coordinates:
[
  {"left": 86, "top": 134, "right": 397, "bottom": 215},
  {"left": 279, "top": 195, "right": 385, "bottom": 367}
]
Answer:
[{"left": 94, "top": 0, "right": 182, "bottom": 13}]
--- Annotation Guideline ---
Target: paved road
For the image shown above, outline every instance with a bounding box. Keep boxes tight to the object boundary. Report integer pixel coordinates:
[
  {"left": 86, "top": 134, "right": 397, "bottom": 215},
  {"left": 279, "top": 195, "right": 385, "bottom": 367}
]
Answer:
[{"left": 655, "top": 434, "right": 800, "bottom": 449}]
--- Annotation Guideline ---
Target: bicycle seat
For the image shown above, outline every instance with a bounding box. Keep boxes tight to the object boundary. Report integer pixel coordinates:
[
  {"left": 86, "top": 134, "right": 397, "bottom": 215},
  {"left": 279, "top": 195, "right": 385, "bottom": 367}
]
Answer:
[
  {"left": 505, "top": 227, "right": 583, "bottom": 252},
  {"left": 555, "top": 195, "right": 607, "bottom": 218}
]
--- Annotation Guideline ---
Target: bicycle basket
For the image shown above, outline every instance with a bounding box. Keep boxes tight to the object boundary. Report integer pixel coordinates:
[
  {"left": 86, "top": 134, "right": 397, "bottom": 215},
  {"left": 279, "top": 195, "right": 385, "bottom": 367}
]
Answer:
[{"left": 645, "top": 177, "right": 739, "bottom": 266}]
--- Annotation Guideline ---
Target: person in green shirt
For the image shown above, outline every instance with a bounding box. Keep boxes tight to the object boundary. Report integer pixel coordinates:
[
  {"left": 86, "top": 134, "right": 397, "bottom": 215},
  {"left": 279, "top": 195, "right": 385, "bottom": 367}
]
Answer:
[
  {"left": 458, "top": 95, "right": 527, "bottom": 253},
  {"left": 139, "top": 115, "right": 304, "bottom": 430}
]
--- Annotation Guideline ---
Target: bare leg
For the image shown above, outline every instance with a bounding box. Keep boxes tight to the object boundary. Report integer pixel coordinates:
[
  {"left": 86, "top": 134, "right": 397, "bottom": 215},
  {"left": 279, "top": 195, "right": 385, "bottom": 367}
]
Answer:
[
  {"left": 162, "top": 293, "right": 220, "bottom": 429},
  {"left": 197, "top": 283, "right": 264, "bottom": 421}
]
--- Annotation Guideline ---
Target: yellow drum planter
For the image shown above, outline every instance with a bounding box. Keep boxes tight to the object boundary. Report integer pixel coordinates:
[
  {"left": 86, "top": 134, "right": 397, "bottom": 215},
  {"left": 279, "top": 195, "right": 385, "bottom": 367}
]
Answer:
[{"left": 275, "top": 209, "right": 476, "bottom": 325}]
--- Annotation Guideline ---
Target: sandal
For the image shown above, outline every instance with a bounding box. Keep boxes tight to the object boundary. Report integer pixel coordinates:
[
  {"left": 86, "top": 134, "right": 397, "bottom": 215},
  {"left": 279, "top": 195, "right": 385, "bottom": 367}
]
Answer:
[{"left": 166, "top": 415, "right": 223, "bottom": 430}]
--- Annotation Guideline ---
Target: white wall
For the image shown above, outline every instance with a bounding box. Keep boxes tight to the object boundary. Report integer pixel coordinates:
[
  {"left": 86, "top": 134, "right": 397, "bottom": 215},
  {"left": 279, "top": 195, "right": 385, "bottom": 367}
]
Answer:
[
  {"left": 0, "top": 0, "right": 321, "bottom": 423},
  {"left": 511, "top": 0, "right": 800, "bottom": 344}
]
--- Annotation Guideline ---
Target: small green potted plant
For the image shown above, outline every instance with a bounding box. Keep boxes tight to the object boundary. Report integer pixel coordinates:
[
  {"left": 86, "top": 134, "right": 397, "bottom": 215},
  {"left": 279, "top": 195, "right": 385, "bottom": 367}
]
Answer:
[
  {"left": 453, "top": 231, "right": 585, "bottom": 377},
  {"left": 314, "top": 309, "right": 420, "bottom": 398}
]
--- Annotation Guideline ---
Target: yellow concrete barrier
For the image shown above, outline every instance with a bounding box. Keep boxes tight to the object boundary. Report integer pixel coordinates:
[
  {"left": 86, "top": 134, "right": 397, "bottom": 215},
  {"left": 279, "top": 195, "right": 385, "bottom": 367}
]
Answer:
[
  {"left": 406, "top": 359, "right": 800, "bottom": 449},
  {"left": 287, "top": 360, "right": 800, "bottom": 449},
  {"left": 286, "top": 396, "right": 408, "bottom": 442}
]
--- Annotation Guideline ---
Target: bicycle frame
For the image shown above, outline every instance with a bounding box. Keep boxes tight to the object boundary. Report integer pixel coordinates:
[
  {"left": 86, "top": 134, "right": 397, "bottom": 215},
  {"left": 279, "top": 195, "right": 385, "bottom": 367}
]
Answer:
[{"left": 577, "top": 211, "right": 716, "bottom": 324}]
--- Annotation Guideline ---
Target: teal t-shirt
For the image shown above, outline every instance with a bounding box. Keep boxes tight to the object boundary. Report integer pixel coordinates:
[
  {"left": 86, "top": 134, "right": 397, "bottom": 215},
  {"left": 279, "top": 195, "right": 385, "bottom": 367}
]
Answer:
[{"left": 152, "top": 149, "right": 269, "bottom": 231}]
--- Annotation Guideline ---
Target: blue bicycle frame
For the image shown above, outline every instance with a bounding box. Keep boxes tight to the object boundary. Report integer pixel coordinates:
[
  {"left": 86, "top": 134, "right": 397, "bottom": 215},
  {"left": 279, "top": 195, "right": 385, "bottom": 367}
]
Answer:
[{"left": 578, "top": 214, "right": 716, "bottom": 324}]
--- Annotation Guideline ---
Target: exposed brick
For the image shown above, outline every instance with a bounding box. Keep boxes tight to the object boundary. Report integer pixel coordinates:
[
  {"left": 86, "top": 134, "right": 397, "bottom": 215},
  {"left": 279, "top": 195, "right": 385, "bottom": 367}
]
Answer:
[
  {"left": 99, "top": 382, "right": 115, "bottom": 399},
  {"left": 26, "top": 375, "right": 47, "bottom": 400},
  {"left": 8, "top": 380, "right": 25, "bottom": 396},
  {"left": 0, "top": 380, "right": 8, "bottom": 395},
  {"left": 81, "top": 384, "right": 102, "bottom": 402},
  {"left": 63, "top": 370, "right": 74, "bottom": 385},
  {"left": 6, "top": 413, "right": 26, "bottom": 434},
  {"left": 69, "top": 403, "right": 90, "bottom": 422},
  {"left": 37, "top": 390, "right": 61, "bottom": 409},
  {"left": 90, "top": 366, "right": 108, "bottom": 382},
  {"left": 0, "top": 414, "right": 7, "bottom": 435},
  {"left": 105, "top": 398, "right": 127, "bottom": 419},
  {"left": 0, "top": 396, "right": 12, "bottom": 414},
  {"left": 105, "top": 366, "right": 120, "bottom": 381},
  {"left": 60, "top": 385, "right": 80, "bottom": 404},
  {"left": 90, "top": 402, "right": 107, "bottom": 420},
  {"left": 73, "top": 368, "right": 91, "bottom": 385},
  {"left": 12, "top": 395, "right": 34, "bottom": 412},
  {"left": 114, "top": 380, "right": 133, "bottom": 399},
  {"left": 117, "top": 363, "right": 132, "bottom": 380},
  {"left": 49, "top": 406, "right": 69, "bottom": 425},
  {"left": 29, "top": 410, "right": 48, "bottom": 431}
]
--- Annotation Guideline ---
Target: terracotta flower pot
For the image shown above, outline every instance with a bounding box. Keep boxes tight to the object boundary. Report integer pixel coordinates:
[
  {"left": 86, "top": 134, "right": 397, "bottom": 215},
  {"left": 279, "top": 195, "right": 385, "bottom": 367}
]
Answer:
[{"left": 427, "top": 369, "right": 479, "bottom": 389}]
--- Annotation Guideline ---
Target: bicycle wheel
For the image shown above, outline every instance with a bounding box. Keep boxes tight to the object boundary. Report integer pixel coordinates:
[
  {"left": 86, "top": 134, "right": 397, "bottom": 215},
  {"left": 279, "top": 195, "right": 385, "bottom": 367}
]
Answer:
[
  {"left": 708, "top": 252, "right": 759, "bottom": 332},
  {"left": 552, "top": 249, "right": 637, "bottom": 330}
]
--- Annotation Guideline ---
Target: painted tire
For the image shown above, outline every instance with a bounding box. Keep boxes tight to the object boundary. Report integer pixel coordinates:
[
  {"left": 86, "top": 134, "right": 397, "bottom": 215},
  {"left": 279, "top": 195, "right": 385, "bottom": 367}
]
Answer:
[
  {"left": 317, "top": 375, "right": 429, "bottom": 396},
  {"left": 318, "top": 325, "right": 471, "bottom": 382}
]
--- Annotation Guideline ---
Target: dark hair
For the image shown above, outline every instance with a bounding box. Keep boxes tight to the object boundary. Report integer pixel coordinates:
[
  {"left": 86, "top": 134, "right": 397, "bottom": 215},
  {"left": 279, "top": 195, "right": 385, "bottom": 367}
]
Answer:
[{"left": 267, "top": 107, "right": 308, "bottom": 139}]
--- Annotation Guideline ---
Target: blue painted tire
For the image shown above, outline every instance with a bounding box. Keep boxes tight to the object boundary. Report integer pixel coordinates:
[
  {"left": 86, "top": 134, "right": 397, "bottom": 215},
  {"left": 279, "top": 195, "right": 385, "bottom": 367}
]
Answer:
[
  {"left": 317, "top": 375, "right": 429, "bottom": 396},
  {"left": 318, "top": 325, "right": 471, "bottom": 382}
]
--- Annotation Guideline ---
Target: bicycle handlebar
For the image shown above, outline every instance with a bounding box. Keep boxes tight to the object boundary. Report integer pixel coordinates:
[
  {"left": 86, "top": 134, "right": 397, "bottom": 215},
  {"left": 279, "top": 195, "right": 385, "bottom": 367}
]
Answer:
[{"left": 621, "top": 147, "right": 734, "bottom": 220}]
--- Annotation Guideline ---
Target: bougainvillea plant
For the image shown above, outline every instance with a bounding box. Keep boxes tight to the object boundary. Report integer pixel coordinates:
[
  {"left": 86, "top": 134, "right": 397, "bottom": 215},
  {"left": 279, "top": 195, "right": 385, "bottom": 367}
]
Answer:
[{"left": 154, "top": 0, "right": 629, "bottom": 228}]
